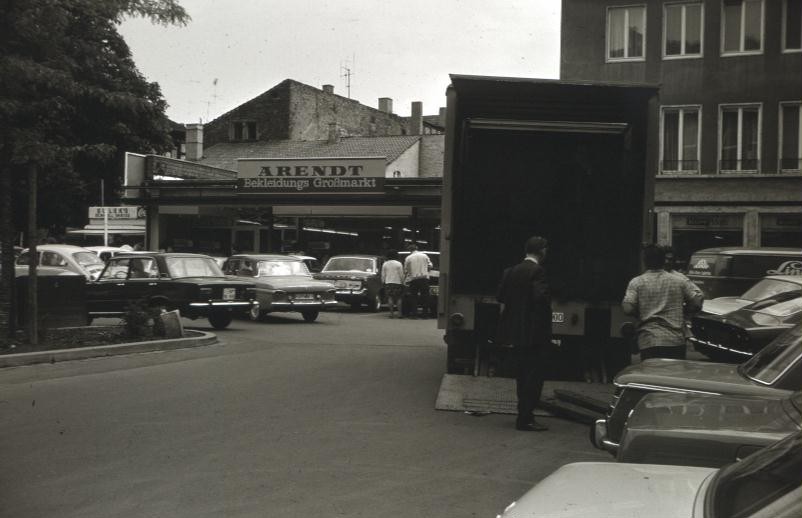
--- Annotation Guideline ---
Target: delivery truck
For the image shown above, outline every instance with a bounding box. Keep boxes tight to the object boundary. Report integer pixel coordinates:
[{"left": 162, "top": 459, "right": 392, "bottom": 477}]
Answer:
[{"left": 439, "top": 75, "right": 658, "bottom": 379}]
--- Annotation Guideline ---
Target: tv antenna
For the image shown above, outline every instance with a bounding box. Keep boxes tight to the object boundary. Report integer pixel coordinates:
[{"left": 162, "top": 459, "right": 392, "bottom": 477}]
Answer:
[
  {"left": 340, "top": 55, "right": 355, "bottom": 98},
  {"left": 205, "top": 78, "right": 219, "bottom": 122}
]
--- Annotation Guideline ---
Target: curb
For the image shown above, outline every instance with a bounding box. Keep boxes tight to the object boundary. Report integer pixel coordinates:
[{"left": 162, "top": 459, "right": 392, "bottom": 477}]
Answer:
[{"left": 0, "top": 331, "right": 219, "bottom": 368}]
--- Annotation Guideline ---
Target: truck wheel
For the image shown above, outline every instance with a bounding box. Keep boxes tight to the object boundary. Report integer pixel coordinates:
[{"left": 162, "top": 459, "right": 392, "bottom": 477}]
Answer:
[
  {"left": 369, "top": 293, "right": 382, "bottom": 312},
  {"left": 208, "top": 311, "right": 233, "bottom": 329},
  {"left": 301, "top": 310, "right": 319, "bottom": 323}
]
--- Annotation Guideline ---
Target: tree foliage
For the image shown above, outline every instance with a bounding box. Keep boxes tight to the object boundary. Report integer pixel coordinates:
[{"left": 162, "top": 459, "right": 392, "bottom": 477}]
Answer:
[{"left": 0, "top": 0, "right": 189, "bottom": 337}]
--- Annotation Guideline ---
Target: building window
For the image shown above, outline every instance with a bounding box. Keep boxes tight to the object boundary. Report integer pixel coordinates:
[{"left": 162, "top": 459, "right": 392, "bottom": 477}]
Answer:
[
  {"left": 661, "top": 106, "right": 701, "bottom": 173},
  {"left": 784, "top": 0, "right": 802, "bottom": 51},
  {"left": 780, "top": 102, "right": 802, "bottom": 172},
  {"left": 607, "top": 6, "right": 646, "bottom": 61},
  {"left": 722, "top": 0, "right": 764, "bottom": 55},
  {"left": 231, "top": 121, "right": 257, "bottom": 141},
  {"left": 719, "top": 104, "right": 761, "bottom": 173},
  {"left": 664, "top": 3, "right": 703, "bottom": 58}
]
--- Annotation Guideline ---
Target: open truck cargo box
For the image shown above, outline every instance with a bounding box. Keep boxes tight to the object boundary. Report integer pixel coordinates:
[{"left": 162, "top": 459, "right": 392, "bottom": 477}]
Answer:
[{"left": 439, "top": 75, "right": 658, "bottom": 380}]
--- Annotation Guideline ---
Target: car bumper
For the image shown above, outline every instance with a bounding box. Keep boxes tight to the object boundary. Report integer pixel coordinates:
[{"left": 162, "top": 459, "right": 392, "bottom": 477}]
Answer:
[
  {"left": 266, "top": 300, "right": 338, "bottom": 311},
  {"left": 591, "top": 418, "right": 619, "bottom": 455},
  {"left": 186, "top": 300, "right": 258, "bottom": 316}
]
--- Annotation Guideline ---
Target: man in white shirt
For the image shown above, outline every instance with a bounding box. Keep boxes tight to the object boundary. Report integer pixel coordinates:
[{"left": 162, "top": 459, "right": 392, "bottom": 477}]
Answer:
[
  {"left": 403, "top": 244, "right": 432, "bottom": 318},
  {"left": 381, "top": 250, "right": 405, "bottom": 318}
]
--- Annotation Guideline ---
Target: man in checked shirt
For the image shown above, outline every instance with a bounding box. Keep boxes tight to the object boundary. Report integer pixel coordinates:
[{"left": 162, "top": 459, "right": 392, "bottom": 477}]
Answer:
[{"left": 622, "top": 244, "right": 703, "bottom": 360}]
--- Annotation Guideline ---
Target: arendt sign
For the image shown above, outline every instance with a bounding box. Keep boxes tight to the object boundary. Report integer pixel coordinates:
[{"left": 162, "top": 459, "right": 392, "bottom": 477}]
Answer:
[{"left": 237, "top": 157, "right": 386, "bottom": 193}]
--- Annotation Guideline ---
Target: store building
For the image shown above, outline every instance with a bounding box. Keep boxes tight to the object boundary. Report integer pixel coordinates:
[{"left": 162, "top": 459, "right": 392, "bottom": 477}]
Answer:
[
  {"left": 561, "top": 0, "right": 802, "bottom": 262},
  {"left": 123, "top": 80, "right": 444, "bottom": 257}
]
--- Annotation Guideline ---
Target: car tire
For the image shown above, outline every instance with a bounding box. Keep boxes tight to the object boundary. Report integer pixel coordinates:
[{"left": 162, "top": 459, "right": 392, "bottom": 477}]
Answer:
[
  {"left": 369, "top": 293, "right": 382, "bottom": 313},
  {"left": 208, "top": 311, "right": 233, "bottom": 330},
  {"left": 301, "top": 310, "right": 319, "bottom": 323}
]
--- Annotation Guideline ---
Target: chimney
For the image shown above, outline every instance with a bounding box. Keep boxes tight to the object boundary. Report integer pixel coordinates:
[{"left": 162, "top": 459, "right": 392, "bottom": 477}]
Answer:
[
  {"left": 378, "top": 97, "right": 393, "bottom": 114},
  {"left": 410, "top": 101, "right": 423, "bottom": 136},
  {"left": 322, "top": 84, "right": 334, "bottom": 94},
  {"left": 327, "top": 122, "right": 339, "bottom": 144},
  {"left": 438, "top": 107, "right": 447, "bottom": 128},
  {"left": 185, "top": 123, "right": 203, "bottom": 161}
]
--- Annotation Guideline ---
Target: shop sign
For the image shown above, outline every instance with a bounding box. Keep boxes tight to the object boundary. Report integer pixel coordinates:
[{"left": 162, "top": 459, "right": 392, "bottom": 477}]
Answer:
[
  {"left": 685, "top": 215, "right": 730, "bottom": 227},
  {"left": 88, "top": 206, "right": 145, "bottom": 220},
  {"left": 236, "top": 157, "right": 385, "bottom": 193}
]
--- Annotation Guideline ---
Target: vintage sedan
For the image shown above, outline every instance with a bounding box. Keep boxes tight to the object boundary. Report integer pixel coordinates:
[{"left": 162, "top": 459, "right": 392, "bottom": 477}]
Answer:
[
  {"left": 702, "top": 274, "right": 802, "bottom": 316},
  {"left": 315, "top": 255, "right": 385, "bottom": 311},
  {"left": 592, "top": 323, "right": 802, "bottom": 456},
  {"left": 617, "top": 391, "right": 802, "bottom": 467},
  {"left": 691, "top": 290, "right": 802, "bottom": 362},
  {"left": 224, "top": 254, "right": 336, "bottom": 322},
  {"left": 86, "top": 252, "right": 257, "bottom": 329},
  {"left": 498, "top": 428, "right": 802, "bottom": 518},
  {"left": 16, "top": 244, "right": 106, "bottom": 280}
]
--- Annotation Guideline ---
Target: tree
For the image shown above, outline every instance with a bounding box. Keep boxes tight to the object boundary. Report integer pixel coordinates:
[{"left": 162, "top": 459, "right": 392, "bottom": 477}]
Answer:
[{"left": 0, "top": 0, "right": 189, "bottom": 340}]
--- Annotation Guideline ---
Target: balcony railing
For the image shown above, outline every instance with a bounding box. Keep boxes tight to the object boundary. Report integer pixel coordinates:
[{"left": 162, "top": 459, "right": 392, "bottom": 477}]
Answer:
[
  {"left": 661, "top": 160, "right": 699, "bottom": 174},
  {"left": 719, "top": 159, "right": 759, "bottom": 173}
]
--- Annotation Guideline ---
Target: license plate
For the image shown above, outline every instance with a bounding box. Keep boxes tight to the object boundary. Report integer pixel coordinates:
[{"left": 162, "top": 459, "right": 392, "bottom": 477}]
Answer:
[
  {"left": 223, "top": 288, "right": 236, "bottom": 300},
  {"left": 552, "top": 312, "right": 565, "bottom": 323},
  {"left": 293, "top": 293, "right": 314, "bottom": 300}
]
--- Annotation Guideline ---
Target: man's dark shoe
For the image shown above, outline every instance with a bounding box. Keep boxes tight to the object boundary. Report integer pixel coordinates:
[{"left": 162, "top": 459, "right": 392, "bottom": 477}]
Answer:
[{"left": 515, "top": 421, "right": 548, "bottom": 432}]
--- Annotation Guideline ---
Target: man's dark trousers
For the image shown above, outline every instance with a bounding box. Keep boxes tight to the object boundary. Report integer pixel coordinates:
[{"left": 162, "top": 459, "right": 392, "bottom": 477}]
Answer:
[
  {"left": 515, "top": 345, "right": 546, "bottom": 426},
  {"left": 407, "top": 278, "right": 429, "bottom": 317}
]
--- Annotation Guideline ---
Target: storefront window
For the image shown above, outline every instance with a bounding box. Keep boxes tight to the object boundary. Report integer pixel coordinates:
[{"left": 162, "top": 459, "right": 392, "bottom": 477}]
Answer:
[
  {"left": 671, "top": 214, "right": 744, "bottom": 266},
  {"left": 761, "top": 214, "right": 802, "bottom": 247}
]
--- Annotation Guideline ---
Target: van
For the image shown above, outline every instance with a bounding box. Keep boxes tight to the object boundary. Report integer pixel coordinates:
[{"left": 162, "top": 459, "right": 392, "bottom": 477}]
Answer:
[{"left": 687, "top": 247, "right": 802, "bottom": 299}]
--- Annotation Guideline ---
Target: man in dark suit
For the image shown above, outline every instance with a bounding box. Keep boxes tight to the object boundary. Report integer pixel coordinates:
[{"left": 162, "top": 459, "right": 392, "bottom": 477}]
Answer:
[{"left": 497, "top": 236, "right": 552, "bottom": 432}]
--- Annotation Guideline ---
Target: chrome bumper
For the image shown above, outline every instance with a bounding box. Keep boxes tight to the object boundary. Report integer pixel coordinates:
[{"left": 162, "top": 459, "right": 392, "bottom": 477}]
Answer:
[
  {"left": 591, "top": 418, "right": 619, "bottom": 454},
  {"left": 267, "top": 300, "right": 338, "bottom": 310}
]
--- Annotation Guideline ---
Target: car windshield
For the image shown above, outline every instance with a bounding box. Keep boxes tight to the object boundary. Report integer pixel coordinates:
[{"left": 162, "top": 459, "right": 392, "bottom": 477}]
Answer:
[
  {"left": 322, "top": 257, "right": 375, "bottom": 273},
  {"left": 165, "top": 257, "right": 223, "bottom": 278},
  {"left": 742, "top": 279, "right": 802, "bottom": 302},
  {"left": 740, "top": 324, "right": 802, "bottom": 385},
  {"left": 256, "top": 260, "right": 309, "bottom": 277},
  {"left": 73, "top": 251, "right": 104, "bottom": 268},
  {"left": 709, "top": 430, "right": 802, "bottom": 518}
]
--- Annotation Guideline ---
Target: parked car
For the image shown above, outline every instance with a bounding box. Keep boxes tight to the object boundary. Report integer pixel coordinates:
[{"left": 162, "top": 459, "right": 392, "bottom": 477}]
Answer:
[
  {"left": 691, "top": 290, "right": 802, "bottom": 362},
  {"left": 617, "top": 390, "right": 802, "bottom": 467},
  {"left": 86, "top": 252, "right": 257, "bottom": 329},
  {"left": 288, "top": 254, "right": 323, "bottom": 274},
  {"left": 16, "top": 244, "right": 106, "bottom": 280},
  {"left": 398, "top": 250, "right": 439, "bottom": 317},
  {"left": 702, "top": 274, "right": 802, "bottom": 316},
  {"left": 498, "top": 428, "right": 802, "bottom": 518},
  {"left": 687, "top": 247, "right": 802, "bottom": 300},
  {"left": 592, "top": 323, "right": 802, "bottom": 456},
  {"left": 223, "top": 254, "right": 336, "bottom": 322},
  {"left": 314, "top": 255, "right": 384, "bottom": 311}
]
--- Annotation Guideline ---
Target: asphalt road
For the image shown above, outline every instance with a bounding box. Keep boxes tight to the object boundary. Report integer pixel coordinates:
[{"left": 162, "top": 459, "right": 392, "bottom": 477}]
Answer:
[{"left": 0, "top": 308, "right": 610, "bottom": 518}]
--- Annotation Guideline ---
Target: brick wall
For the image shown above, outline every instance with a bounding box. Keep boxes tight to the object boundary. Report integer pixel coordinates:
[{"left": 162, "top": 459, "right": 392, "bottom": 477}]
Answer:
[
  {"left": 288, "top": 82, "right": 406, "bottom": 140},
  {"left": 204, "top": 81, "right": 292, "bottom": 147},
  {"left": 419, "top": 134, "right": 444, "bottom": 178}
]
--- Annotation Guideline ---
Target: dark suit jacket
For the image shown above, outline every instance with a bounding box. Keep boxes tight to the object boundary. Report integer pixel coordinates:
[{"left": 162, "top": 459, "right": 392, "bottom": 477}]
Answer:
[{"left": 497, "top": 259, "right": 552, "bottom": 349}]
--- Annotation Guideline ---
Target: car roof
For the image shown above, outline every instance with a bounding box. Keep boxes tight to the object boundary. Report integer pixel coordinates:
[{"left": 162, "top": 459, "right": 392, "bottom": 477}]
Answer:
[
  {"left": 764, "top": 275, "right": 802, "bottom": 285},
  {"left": 326, "top": 254, "right": 379, "bottom": 259},
  {"left": 398, "top": 250, "right": 440, "bottom": 254},
  {"left": 112, "top": 252, "right": 214, "bottom": 259},
  {"left": 692, "top": 247, "right": 802, "bottom": 256},
  {"left": 230, "top": 254, "right": 302, "bottom": 261},
  {"left": 290, "top": 255, "right": 318, "bottom": 261},
  {"left": 21, "top": 244, "right": 94, "bottom": 253}
]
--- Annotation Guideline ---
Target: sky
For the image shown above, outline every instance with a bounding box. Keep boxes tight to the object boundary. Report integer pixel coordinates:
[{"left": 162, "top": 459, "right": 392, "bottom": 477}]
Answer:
[{"left": 118, "top": 0, "right": 562, "bottom": 123}]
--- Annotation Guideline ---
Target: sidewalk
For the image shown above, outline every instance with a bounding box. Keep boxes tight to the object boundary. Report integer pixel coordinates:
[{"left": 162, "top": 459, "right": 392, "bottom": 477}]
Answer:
[{"left": 0, "top": 330, "right": 218, "bottom": 368}]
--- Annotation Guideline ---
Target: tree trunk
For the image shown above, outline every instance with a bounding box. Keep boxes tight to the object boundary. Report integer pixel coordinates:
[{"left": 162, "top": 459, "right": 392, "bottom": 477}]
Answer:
[
  {"left": 27, "top": 164, "right": 38, "bottom": 345},
  {"left": 0, "top": 160, "right": 15, "bottom": 338}
]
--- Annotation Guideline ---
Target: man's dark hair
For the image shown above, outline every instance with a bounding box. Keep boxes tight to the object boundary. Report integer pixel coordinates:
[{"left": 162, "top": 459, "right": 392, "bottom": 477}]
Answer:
[
  {"left": 525, "top": 236, "right": 548, "bottom": 256},
  {"left": 408, "top": 243, "right": 418, "bottom": 252},
  {"left": 387, "top": 249, "right": 398, "bottom": 260},
  {"left": 643, "top": 244, "right": 665, "bottom": 269}
]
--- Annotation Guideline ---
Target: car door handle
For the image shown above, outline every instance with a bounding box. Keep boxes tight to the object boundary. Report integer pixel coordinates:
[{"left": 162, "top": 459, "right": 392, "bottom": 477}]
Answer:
[
  {"left": 115, "top": 283, "right": 125, "bottom": 286},
  {"left": 148, "top": 282, "right": 158, "bottom": 286}
]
